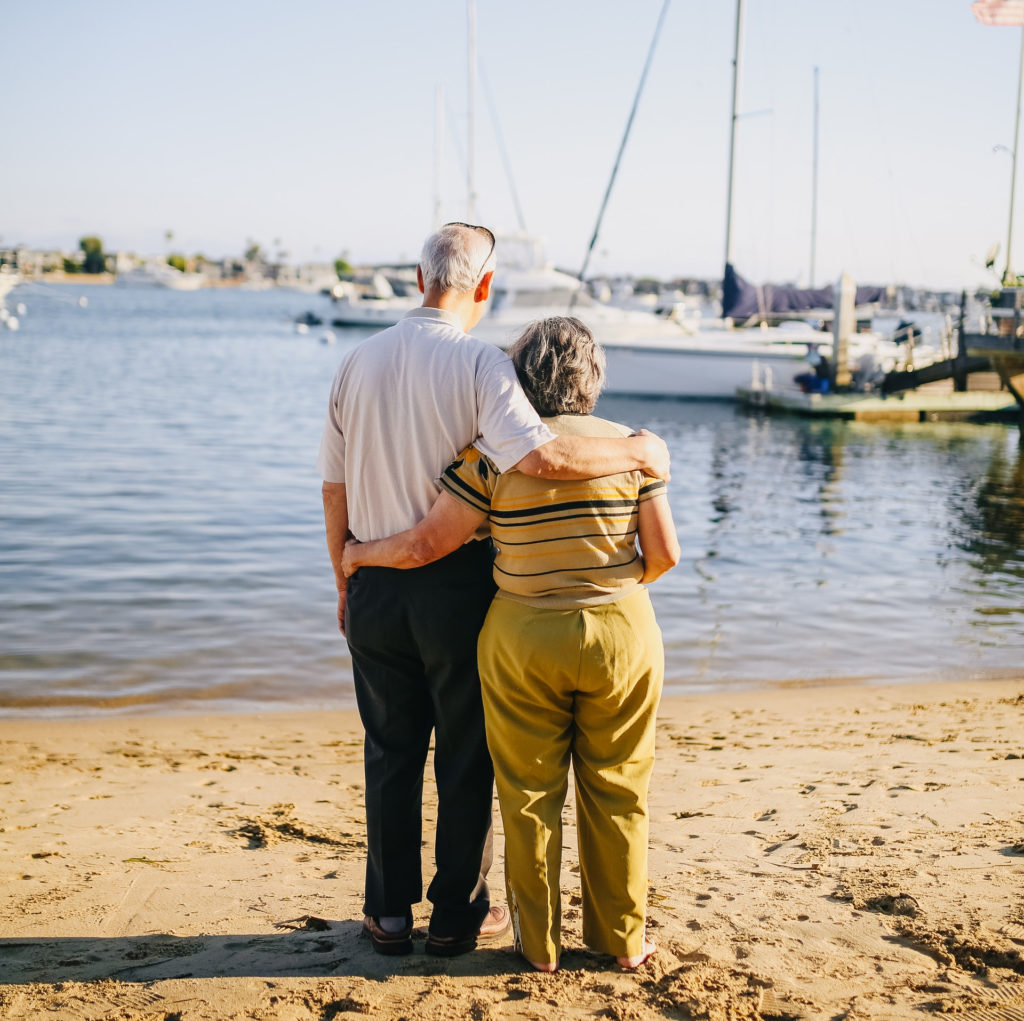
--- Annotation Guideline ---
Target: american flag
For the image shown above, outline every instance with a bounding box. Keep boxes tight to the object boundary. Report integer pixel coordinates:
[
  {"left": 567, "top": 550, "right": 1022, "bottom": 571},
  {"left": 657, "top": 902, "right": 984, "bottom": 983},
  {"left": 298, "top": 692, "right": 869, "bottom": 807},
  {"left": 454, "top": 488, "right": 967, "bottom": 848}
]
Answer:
[{"left": 972, "top": 0, "right": 1024, "bottom": 25}]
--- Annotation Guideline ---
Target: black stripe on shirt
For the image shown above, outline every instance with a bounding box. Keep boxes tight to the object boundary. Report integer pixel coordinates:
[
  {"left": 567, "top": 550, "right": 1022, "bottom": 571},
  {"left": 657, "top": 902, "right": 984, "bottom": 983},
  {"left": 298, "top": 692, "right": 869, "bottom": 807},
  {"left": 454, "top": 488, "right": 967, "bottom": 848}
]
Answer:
[
  {"left": 492, "top": 551, "right": 642, "bottom": 579},
  {"left": 488, "top": 496, "right": 643, "bottom": 521}
]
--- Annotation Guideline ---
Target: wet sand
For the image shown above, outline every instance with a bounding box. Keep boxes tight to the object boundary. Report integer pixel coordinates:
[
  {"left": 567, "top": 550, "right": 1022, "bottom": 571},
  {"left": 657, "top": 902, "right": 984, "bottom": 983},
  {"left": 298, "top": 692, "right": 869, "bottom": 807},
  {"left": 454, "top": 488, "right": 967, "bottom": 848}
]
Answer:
[{"left": 1, "top": 680, "right": 1022, "bottom": 1020}]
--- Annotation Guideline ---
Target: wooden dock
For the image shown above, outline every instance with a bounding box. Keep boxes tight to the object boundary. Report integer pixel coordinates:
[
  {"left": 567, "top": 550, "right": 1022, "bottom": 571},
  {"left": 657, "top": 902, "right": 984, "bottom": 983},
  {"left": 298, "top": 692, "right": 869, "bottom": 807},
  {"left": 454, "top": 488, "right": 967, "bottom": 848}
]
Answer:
[
  {"left": 738, "top": 291, "right": 1024, "bottom": 423},
  {"left": 735, "top": 386, "right": 1021, "bottom": 423}
]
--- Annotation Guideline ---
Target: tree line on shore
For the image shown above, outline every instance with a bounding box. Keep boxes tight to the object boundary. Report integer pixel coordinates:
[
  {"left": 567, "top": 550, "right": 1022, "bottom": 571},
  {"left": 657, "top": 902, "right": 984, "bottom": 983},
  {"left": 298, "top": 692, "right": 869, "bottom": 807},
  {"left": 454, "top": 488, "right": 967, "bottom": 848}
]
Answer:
[{"left": 8, "top": 235, "right": 354, "bottom": 280}]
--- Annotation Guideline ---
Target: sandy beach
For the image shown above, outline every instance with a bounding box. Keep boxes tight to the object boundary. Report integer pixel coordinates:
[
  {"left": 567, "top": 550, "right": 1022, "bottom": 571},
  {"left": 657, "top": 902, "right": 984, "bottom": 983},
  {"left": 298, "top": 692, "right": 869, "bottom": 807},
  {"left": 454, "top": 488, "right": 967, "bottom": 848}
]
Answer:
[{"left": 1, "top": 679, "right": 1022, "bottom": 1020}]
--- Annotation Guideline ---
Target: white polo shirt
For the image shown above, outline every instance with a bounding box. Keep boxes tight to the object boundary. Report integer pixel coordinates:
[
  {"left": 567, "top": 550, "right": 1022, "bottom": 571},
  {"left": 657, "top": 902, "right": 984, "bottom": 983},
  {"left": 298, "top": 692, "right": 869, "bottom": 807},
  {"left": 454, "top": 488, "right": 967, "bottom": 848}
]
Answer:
[{"left": 317, "top": 306, "right": 555, "bottom": 542}]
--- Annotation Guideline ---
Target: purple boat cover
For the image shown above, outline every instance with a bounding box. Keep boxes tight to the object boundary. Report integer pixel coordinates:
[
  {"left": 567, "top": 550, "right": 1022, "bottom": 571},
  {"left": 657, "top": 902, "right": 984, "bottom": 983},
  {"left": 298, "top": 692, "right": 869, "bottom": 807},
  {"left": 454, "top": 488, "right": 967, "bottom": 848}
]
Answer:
[{"left": 722, "top": 263, "right": 886, "bottom": 320}]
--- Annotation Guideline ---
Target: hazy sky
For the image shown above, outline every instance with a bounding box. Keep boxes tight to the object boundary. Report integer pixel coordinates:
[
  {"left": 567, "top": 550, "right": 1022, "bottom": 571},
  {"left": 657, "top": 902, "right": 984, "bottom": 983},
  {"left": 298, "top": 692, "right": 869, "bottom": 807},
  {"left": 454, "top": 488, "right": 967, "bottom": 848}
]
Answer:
[{"left": 6, "top": 1, "right": 1024, "bottom": 288}]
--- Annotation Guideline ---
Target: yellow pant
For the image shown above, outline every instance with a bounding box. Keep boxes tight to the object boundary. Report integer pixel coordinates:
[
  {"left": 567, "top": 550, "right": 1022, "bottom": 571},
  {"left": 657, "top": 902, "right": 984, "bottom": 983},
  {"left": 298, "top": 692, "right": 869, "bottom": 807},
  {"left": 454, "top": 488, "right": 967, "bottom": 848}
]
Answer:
[{"left": 477, "top": 587, "right": 663, "bottom": 966}]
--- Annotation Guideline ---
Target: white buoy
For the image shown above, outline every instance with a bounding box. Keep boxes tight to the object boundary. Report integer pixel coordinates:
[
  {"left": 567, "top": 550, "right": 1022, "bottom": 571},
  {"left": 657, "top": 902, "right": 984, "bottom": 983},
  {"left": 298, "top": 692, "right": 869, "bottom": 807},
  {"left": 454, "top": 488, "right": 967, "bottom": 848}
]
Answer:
[
  {"left": 0, "top": 307, "right": 8, "bottom": 321},
  {"left": 79, "top": 296, "right": 88, "bottom": 308},
  {"left": 320, "top": 331, "right": 336, "bottom": 345},
  {"left": 15, "top": 302, "right": 26, "bottom": 315},
  {"left": 296, "top": 322, "right": 309, "bottom": 335},
  {"left": 6, "top": 315, "right": 19, "bottom": 331}
]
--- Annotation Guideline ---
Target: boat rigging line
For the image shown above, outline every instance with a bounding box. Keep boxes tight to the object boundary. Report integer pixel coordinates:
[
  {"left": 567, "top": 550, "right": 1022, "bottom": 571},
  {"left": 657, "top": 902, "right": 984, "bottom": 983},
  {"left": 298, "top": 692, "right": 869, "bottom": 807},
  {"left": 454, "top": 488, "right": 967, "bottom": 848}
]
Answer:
[
  {"left": 479, "top": 65, "right": 528, "bottom": 234},
  {"left": 571, "top": 0, "right": 671, "bottom": 308},
  {"left": 810, "top": 66, "right": 819, "bottom": 288},
  {"left": 1004, "top": 20, "right": 1024, "bottom": 283},
  {"left": 467, "top": 0, "right": 478, "bottom": 221},
  {"left": 723, "top": 0, "right": 745, "bottom": 275}
]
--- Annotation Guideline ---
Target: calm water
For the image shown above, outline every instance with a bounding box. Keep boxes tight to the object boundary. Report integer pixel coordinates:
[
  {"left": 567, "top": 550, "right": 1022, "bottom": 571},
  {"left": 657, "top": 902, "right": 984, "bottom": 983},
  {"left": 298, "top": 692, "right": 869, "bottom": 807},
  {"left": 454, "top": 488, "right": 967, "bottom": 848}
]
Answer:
[{"left": 1, "top": 285, "right": 1022, "bottom": 717}]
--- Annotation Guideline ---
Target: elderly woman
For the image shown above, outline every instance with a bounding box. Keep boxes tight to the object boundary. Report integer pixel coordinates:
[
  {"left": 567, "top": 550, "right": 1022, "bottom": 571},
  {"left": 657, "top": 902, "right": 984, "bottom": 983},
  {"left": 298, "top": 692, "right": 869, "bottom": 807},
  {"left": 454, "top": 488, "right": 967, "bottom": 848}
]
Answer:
[{"left": 342, "top": 316, "right": 679, "bottom": 971}]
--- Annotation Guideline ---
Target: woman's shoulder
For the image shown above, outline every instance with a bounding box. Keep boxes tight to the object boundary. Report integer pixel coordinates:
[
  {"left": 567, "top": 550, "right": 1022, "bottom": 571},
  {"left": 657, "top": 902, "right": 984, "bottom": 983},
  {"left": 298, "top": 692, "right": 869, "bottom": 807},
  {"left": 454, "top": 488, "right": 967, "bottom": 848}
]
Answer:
[{"left": 545, "top": 414, "right": 633, "bottom": 439}]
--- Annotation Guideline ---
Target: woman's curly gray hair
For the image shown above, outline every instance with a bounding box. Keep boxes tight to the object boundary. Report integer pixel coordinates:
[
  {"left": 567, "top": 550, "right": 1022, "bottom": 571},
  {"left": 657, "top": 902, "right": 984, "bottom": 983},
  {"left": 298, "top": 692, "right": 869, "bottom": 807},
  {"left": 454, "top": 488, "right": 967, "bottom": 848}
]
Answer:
[{"left": 507, "top": 316, "right": 605, "bottom": 417}]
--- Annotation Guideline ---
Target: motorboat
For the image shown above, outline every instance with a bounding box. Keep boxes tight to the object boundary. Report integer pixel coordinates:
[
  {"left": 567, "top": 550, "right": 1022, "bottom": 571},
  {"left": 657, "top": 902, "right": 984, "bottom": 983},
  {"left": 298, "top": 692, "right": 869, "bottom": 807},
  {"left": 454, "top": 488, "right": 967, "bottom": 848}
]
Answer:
[
  {"left": 0, "top": 266, "right": 22, "bottom": 305},
  {"left": 116, "top": 262, "right": 206, "bottom": 290},
  {"left": 329, "top": 272, "right": 419, "bottom": 327},
  {"left": 594, "top": 322, "right": 934, "bottom": 399}
]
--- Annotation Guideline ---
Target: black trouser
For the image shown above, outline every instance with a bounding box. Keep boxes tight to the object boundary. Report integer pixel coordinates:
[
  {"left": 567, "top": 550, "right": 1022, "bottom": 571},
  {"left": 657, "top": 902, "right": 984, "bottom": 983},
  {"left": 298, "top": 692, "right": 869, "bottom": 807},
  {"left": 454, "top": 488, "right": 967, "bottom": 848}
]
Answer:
[{"left": 345, "top": 539, "right": 497, "bottom": 937}]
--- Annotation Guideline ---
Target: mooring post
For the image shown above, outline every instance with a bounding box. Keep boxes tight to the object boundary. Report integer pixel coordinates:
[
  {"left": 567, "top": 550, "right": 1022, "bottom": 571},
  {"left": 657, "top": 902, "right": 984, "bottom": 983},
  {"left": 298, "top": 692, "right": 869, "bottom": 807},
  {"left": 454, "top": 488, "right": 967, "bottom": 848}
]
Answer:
[
  {"left": 831, "top": 272, "right": 854, "bottom": 390},
  {"left": 954, "top": 289, "right": 968, "bottom": 392}
]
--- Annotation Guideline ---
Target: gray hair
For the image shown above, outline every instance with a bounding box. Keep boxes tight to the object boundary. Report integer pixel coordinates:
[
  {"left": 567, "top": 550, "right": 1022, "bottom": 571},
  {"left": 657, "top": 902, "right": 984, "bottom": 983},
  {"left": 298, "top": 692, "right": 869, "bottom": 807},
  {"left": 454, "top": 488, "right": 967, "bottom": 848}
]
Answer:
[
  {"left": 419, "top": 224, "right": 496, "bottom": 294},
  {"left": 507, "top": 316, "right": 605, "bottom": 417}
]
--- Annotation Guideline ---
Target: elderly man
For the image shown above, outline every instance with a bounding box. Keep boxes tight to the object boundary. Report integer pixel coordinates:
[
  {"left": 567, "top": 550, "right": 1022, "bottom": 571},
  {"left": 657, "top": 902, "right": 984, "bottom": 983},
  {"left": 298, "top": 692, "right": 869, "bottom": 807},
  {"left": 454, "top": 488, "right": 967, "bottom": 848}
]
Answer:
[{"left": 318, "top": 222, "right": 670, "bottom": 958}]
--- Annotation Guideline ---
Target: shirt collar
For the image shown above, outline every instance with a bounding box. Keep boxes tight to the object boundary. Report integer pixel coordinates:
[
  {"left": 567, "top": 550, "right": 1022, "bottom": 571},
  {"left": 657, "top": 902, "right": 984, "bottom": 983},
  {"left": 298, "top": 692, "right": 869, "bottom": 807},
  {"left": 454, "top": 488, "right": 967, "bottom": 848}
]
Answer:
[{"left": 402, "top": 306, "right": 464, "bottom": 330}]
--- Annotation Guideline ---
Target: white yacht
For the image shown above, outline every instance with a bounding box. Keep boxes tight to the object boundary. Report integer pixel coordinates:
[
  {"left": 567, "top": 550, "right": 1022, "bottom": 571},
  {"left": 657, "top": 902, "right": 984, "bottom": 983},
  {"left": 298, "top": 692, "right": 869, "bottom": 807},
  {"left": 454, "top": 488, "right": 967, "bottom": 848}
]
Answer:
[
  {"left": 472, "top": 235, "right": 689, "bottom": 349},
  {"left": 472, "top": 237, "right": 925, "bottom": 399}
]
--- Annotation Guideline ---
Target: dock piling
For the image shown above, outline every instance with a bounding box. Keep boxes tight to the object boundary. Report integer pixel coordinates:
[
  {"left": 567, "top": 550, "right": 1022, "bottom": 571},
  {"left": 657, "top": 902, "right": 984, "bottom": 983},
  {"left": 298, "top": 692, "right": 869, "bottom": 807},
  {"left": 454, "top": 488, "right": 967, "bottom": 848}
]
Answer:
[{"left": 954, "top": 290, "right": 969, "bottom": 391}]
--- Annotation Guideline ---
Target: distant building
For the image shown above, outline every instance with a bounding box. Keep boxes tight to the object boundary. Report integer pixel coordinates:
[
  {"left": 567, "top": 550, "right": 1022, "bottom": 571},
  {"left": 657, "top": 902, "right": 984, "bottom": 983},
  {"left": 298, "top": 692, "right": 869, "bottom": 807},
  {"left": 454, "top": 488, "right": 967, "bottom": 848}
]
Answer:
[
  {"left": 0, "top": 247, "right": 66, "bottom": 275},
  {"left": 275, "top": 262, "right": 339, "bottom": 293},
  {"left": 113, "top": 251, "right": 140, "bottom": 274}
]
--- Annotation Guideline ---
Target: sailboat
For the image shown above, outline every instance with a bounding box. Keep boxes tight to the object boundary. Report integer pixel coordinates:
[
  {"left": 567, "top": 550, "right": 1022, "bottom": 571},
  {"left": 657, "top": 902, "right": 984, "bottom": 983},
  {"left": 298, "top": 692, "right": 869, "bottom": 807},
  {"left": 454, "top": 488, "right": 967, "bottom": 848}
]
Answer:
[
  {"left": 462, "top": 0, "right": 845, "bottom": 398},
  {"left": 568, "top": 0, "right": 935, "bottom": 398}
]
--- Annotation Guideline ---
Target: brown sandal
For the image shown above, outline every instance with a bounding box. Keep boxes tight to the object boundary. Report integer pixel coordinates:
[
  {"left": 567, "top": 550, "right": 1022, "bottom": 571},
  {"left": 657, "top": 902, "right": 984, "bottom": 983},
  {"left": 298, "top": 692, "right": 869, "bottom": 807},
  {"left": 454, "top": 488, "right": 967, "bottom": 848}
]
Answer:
[
  {"left": 362, "top": 914, "right": 413, "bottom": 956},
  {"left": 426, "top": 904, "right": 511, "bottom": 956}
]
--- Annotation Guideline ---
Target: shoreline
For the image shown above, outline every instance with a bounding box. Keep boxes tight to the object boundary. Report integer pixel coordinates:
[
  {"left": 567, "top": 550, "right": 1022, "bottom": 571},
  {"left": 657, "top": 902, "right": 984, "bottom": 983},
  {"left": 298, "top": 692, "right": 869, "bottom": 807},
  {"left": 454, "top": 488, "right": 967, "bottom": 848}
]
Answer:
[
  {"left": 4, "top": 667, "right": 1024, "bottom": 722},
  {"left": 2, "top": 679, "right": 1022, "bottom": 1019}
]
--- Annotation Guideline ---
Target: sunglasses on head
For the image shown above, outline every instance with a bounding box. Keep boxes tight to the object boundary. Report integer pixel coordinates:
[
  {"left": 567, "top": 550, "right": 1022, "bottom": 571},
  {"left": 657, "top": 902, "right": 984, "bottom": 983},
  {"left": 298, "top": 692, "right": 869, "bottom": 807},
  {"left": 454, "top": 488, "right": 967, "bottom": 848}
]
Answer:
[{"left": 444, "top": 222, "right": 496, "bottom": 279}]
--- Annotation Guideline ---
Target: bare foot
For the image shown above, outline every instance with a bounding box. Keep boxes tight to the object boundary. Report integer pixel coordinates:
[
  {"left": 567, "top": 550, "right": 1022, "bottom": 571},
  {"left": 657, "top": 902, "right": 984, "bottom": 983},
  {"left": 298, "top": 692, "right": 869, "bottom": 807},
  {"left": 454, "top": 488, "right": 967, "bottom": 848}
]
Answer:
[
  {"left": 617, "top": 938, "right": 657, "bottom": 969},
  {"left": 523, "top": 954, "right": 558, "bottom": 973}
]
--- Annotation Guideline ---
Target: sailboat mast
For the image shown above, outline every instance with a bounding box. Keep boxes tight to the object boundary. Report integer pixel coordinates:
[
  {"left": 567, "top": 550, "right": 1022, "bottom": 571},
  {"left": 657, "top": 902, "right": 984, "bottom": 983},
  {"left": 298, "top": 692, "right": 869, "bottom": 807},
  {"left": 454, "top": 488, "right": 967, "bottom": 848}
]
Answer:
[
  {"left": 434, "top": 84, "right": 444, "bottom": 231},
  {"left": 467, "top": 0, "right": 478, "bottom": 222},
  {"left": 574, "top": 0, "right": 671, "bottom": 299},
  {"left": 1005, "top": 24, "right": 1024, "bottom": 284},
  {"left": 723, "top": 0, "right": 745, "bottom": 274},
  {"left": 810, "top": 66, "right": 819, "bottom": 287}
]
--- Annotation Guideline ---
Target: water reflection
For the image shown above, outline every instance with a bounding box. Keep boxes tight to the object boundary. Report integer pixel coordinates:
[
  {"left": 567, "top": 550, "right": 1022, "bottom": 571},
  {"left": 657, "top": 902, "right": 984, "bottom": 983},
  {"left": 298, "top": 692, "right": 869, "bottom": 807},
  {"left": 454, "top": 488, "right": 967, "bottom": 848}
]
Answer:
[
  {"left": 597, "top": 398, "right": 1024, "bottom": 692},
  {"left": 951, "top": 440, "right": 1024, "bottom": 575}
]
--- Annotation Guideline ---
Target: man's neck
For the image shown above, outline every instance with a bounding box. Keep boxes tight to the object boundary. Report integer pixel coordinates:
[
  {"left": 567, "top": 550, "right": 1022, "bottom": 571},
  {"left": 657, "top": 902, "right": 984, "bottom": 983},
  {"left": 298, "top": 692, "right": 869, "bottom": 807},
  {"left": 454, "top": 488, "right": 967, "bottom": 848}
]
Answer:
[{"left": 421, "top": 288, "right": 477, "bottom": 332}]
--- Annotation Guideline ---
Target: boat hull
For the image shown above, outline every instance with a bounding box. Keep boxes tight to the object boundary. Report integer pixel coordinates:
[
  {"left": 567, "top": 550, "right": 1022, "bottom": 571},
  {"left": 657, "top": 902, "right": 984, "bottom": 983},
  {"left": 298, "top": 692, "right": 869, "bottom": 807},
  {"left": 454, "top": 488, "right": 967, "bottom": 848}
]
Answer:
[
  {"left": 479, "top": 314, "right": 916, "bottom": 398},
  {"left": 477, "top": 321, "right": 825, "bottom": 399},
  {"left": 600, "top": 341, "right": 806, "bottom": 398},
  {"left": 329, "top": 298, "right": 418, "bottom": 327}
]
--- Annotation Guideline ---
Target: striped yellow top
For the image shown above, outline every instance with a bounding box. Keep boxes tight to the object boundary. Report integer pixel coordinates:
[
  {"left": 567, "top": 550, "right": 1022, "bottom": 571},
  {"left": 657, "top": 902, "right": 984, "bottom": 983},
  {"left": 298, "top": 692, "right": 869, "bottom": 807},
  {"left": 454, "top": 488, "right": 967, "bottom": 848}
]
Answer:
[{"left": 440, "top": 414, "right": 666, "bottom": 608}]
